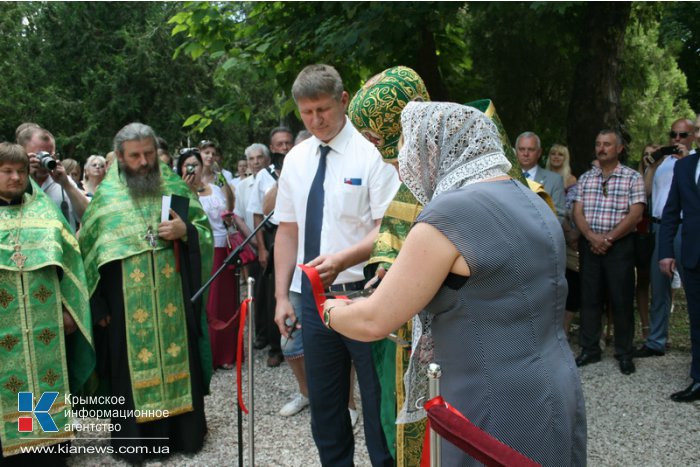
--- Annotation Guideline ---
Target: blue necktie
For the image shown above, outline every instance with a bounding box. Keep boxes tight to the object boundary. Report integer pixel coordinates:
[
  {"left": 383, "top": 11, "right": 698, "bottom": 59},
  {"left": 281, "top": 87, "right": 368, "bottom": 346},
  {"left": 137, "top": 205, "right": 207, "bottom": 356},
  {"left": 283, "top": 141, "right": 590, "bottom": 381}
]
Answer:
[
  {"left": 304, "top": 145, "right": 331, "bottom": 263},
  {"left": 523, "top": 171, "right": 531, "bottom": 179}
]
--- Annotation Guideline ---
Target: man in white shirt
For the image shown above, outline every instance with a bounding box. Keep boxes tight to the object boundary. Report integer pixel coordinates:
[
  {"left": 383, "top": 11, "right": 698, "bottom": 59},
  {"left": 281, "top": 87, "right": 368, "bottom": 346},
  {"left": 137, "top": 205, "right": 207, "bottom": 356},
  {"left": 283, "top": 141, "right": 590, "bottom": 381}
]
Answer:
[
  {"left": 274, "top": 64, "right": 397, "bottom": 466},
  {"left": 636, "top": 118, "right": 694, "bottom": 358},
  {"left": 516, "top": 131, "right": 566, "bottom": 222},
  {"left": 17, "top": 124, "right": 87, "bottom": 232},
  {"left": 246, "top": 143, "right": 283, "bottom": 366}
]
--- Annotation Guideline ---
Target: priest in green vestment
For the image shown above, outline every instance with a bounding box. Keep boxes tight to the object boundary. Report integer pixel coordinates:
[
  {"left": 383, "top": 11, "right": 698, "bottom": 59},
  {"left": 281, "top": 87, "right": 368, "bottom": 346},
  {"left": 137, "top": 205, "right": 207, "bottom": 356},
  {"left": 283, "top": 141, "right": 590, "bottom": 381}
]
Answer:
[
  {"left": 79, "top": 123, "right": 214, "bottom": 463},
  {"left": 0, "top": 142, "right": 94, "bottom": 465}
]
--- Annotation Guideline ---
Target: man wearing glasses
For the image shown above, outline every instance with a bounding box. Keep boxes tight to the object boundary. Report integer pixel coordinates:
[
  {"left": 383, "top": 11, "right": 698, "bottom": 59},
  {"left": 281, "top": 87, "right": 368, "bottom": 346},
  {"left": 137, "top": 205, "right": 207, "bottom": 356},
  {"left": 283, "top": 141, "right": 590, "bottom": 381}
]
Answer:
[
  {"left": 573, "top": 129, "right": 646, "bottom": 375},
  {"left": 636, "top": 118, "right": 694, "bottom": 359}
]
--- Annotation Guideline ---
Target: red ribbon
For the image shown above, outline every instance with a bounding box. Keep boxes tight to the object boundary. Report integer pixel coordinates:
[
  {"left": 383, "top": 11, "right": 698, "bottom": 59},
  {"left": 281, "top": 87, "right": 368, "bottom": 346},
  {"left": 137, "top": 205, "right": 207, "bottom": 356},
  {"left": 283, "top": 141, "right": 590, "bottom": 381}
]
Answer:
[
  {"left": 298, "top": 264, "right": 348, "bottom": 324},
  {"left": 236, "top": 298, "right": 252, "bottom": 414},
  {"left": 420, "top": 396, "right": 541, "bottom": 467}
]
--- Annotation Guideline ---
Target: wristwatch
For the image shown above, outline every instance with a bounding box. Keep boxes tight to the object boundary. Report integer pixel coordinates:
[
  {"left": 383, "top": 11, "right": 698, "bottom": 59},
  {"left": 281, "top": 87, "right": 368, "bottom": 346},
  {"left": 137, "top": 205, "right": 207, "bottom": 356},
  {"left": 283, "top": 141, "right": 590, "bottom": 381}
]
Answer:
[{"left": 323, "top": 306, "right": 335, "bottom": 330}]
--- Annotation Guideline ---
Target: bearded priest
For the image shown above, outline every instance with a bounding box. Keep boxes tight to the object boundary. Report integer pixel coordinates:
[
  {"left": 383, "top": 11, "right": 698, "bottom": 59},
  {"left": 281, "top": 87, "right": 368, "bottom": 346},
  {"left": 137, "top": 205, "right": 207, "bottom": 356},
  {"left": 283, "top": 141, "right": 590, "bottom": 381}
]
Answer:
[{"left": 79, "top": 123, "right": 213, "bottom": 463}]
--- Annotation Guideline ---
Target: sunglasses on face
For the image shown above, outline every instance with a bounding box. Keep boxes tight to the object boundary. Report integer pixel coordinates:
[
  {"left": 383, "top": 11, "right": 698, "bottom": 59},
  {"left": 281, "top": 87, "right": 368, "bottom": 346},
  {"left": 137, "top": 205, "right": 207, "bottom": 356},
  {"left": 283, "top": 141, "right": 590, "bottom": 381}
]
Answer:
[{"left": 669, "top": 131, "right": 689, "bottom": 139}]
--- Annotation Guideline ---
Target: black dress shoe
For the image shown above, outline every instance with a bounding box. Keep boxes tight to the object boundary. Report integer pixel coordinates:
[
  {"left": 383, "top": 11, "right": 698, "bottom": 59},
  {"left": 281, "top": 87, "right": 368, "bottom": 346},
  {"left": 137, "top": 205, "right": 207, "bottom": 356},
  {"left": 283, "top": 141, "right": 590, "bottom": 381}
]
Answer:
[
  {"left": 670, "top": 381, "right": 700, "bottom": 402},
  {"left": 633, "top": 345, "right": 665, "bottom": 358},
  {"left": 253, "top": 338, "right": 269, "bottom": 350},
  {"left": 575, "top": 352, "right": 601, "bottom": 367},
  {"left": 619, "top": 358, "right": 635, "bottom": 375}
]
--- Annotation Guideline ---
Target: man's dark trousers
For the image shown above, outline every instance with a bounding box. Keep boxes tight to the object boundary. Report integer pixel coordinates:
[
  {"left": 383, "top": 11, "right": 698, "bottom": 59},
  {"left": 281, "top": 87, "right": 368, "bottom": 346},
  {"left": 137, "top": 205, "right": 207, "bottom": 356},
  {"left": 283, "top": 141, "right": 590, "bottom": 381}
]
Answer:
[
  {"left": 301, "top": 278, "right": 393, "bottom": 467},
  {"left": 683, "top": 267, "right": 700, "bottom": 381},
  {"left": 579, "top": 235, "right": 636, "bottom": 359}
]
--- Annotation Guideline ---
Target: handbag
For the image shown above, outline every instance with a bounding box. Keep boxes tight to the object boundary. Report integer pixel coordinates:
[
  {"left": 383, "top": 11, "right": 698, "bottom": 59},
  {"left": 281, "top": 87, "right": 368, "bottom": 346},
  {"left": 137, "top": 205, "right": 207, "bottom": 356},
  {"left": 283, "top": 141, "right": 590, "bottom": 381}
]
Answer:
[{"left": 226, "top": 230, "right": 256, "bottom": 268}]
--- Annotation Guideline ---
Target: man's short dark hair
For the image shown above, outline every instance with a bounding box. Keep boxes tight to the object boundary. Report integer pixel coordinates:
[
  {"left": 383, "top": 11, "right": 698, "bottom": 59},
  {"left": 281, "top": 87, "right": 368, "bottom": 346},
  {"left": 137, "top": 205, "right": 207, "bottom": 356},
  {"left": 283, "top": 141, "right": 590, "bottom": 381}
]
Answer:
[
  {"left": 292, "top": 64, "right": 344, "bottom": 102},
  {"left": 598, "top": 129, "right": 625, "bottom": 147},
  {"left": 0, "top": 142, "right": 29, "bottom": 170},
  {"left": 269, "top": 126, "right": 293, "bottom": 142}
]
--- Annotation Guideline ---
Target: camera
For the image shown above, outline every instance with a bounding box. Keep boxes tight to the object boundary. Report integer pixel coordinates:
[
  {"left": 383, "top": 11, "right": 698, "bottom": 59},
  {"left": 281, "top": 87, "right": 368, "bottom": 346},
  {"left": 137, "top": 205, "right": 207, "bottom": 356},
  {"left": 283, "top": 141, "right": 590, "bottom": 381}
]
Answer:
[
  {"left": 650, "top": 145, "right": 678, "bottom": 163},
  {"left": 186, "top": 164, "right": 196, "bottom": 175},
  {"left": 37, "top": 151, "right": 57, "bottom": 170}
]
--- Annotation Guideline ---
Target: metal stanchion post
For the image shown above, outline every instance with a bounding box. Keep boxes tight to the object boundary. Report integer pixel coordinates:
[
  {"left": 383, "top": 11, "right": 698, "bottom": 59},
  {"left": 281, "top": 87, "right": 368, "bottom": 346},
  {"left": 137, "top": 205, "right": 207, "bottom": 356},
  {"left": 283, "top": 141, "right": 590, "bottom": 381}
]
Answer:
[
  {"left": 247, "top": 277, "right": 256, "bottom": 466},
  {"left": 428, "top": 363, "right": 442, "bottom": 467}
]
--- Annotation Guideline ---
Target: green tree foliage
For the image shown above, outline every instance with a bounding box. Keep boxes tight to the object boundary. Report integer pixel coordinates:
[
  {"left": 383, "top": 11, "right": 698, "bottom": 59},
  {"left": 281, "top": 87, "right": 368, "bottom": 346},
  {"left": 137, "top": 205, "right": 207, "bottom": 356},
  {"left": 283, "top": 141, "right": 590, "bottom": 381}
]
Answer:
[
  {"left": 0, "top": 2, "right": 243, "bottom": 164},
  {"left": 621, "top": 12, "right": 693, "bottom": 167},
  {"left": 169, "top": 1, "right": 468, "bottom": 123},
  {"left": 660, "top": 2, "right": 700, "bottom": 113}
]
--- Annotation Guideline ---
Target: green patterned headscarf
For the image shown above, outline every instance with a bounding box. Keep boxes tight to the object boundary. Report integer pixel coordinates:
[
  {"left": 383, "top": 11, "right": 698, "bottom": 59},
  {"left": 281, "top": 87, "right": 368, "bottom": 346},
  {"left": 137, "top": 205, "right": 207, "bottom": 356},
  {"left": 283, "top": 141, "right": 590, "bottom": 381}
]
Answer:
[
  {"left": 349, "top": 66, "right": 430, "bottom": 161},
  {"left": 465, "top": 99, "right": 526, "bottom": 185}
]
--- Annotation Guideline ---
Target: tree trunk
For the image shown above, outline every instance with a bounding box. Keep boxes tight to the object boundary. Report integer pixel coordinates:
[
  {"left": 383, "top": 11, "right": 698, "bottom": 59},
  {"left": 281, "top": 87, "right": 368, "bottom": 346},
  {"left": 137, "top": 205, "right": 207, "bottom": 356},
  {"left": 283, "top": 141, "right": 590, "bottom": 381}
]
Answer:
[
  {"left": 566, "top": 2, "right": 632, "bottom": 176},
  {"left": 416, "top": 26, "right": 448, "bottom": 101}
]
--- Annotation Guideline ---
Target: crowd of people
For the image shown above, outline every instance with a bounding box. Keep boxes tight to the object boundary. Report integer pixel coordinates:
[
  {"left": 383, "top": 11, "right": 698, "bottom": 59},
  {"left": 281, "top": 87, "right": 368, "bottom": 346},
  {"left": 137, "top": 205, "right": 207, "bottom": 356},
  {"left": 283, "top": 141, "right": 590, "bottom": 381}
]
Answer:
[{"left": 1, "top": 62, "right": 698, "bottom": 467}]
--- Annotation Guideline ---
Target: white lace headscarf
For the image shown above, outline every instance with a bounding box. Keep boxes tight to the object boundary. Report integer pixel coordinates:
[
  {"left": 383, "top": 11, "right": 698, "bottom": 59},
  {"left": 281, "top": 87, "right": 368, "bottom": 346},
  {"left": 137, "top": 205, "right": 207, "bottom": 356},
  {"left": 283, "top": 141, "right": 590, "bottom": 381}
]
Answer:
[
  {"left": 396, "top": 101, "right": 512, "bottom": 424},
  {"left": 398, "top": 101, "right": 512, "bottom": 205}
]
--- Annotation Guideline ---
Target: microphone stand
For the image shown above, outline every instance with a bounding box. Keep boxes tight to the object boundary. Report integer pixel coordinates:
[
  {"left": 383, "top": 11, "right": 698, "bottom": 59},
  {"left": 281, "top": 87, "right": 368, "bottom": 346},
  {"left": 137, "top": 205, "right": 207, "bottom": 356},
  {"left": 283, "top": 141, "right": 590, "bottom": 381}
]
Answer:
[{"left": 191, "top": 209, "right": 275, "bottom": 467}]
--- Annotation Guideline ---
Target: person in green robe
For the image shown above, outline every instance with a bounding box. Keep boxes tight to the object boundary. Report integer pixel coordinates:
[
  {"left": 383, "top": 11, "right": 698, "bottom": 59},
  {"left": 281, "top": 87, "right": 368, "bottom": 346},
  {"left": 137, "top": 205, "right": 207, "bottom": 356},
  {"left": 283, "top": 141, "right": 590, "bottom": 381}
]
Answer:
[
  {"left": 0, "top": 142, "right": 94, "bottom": 466},
  {"left": 348, "top": 66, "right": 431, "bottom": 466},
  {"left": 79, "top": 123, "right": 214, "bottom": 463}
]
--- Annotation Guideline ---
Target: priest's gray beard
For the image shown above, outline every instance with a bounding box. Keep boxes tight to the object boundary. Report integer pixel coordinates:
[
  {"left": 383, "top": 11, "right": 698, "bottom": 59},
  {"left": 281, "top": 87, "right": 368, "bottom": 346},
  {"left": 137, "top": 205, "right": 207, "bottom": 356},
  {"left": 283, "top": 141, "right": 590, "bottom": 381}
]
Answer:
[{"left": 120, "top": 160, "right": 162, "bottom": 199}]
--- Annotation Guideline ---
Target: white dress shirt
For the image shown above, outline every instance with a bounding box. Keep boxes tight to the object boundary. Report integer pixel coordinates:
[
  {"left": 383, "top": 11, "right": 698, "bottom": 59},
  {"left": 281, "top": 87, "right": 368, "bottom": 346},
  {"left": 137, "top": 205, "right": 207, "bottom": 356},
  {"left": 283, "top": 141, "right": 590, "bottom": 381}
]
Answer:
[
  {"left": 275, "top": 117, "right": 399, "bottom": 292},
  {"left": 234, "top": 175, "right": 256, "bottom": 231},
  {"left": 652, "top": 156, "right": 678, "bottom": 218},
  {"left": 41, "top": 176, "right": 78, "bottom": 231},
  {"left": 248, "top": 168, "right": 278, "bottom": 225}
]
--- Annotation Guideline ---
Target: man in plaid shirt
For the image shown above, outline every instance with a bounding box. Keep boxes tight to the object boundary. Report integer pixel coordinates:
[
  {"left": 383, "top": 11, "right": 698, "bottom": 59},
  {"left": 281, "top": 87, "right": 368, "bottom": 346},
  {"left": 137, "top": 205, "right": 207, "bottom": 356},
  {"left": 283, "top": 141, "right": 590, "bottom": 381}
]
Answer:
[{"left": 573, "top": 129, "right": 646, "bottom": 375}]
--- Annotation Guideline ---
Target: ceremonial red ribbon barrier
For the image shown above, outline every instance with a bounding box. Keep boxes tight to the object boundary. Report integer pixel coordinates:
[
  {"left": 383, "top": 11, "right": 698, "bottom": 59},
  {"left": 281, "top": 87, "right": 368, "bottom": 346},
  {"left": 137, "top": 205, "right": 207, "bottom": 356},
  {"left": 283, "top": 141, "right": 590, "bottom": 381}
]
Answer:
[
  {"left": 420, "top": 396, "right": 541, "bottom": 467},
  {"left": 298, "top": 264, "right": 348, "bottom": 322},
  {"left": 236, "top": 298, "right": 252, "bottom": 414}
]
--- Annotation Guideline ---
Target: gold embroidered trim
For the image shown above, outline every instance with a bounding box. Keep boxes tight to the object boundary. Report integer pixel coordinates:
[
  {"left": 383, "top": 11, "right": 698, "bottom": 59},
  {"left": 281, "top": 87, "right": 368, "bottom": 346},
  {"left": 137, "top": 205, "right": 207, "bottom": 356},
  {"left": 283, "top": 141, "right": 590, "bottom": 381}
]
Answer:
[
  {"left": 133, "top": 377, "right": 162, "bottom": 389},
  {"left": 165, "top": 371, "right": 188, "bottom": 384}
]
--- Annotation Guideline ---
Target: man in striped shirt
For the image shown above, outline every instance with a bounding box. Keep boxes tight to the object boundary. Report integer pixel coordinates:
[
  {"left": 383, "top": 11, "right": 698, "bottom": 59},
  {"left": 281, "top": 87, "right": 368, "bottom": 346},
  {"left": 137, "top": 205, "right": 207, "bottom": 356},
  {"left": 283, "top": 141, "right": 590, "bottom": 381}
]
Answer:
[{"left": 573, "top": 129, "right": 646, "bottom": 375}]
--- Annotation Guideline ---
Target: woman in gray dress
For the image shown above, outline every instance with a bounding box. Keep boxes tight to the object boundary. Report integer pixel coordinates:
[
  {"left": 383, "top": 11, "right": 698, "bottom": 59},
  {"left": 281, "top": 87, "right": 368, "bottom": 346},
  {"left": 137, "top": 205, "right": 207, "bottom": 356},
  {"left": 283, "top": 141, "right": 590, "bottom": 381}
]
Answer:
[{"left": 324, "top": 102, "right": 586, "bottom": 466}]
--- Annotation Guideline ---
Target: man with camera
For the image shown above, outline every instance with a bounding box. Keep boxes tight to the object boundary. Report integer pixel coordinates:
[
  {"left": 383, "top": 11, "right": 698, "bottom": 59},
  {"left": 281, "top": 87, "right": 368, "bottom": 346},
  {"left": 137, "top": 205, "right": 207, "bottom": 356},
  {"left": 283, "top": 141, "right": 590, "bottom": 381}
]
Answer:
[
  {"left": 636, "top": 118, "right": 694, "bottom": 358},
  {"left": 16, "top": 123, "right": 88, "bottom": 231}
]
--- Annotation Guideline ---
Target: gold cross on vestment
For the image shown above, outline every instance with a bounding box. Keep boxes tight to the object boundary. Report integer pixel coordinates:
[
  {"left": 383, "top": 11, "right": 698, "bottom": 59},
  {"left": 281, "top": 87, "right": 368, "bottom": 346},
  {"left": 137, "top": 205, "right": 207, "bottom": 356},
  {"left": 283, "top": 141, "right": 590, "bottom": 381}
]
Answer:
[{"left": 10, "top": 245, "right": 27, "bottom": 269}]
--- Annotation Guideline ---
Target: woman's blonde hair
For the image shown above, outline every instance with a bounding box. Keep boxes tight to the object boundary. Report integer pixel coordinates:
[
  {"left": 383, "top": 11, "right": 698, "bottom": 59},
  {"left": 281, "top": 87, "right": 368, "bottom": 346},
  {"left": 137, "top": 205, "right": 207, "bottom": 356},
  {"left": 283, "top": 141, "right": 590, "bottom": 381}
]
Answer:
[{"left": 546, "top": 143, "right": 572, "bottom": 180}]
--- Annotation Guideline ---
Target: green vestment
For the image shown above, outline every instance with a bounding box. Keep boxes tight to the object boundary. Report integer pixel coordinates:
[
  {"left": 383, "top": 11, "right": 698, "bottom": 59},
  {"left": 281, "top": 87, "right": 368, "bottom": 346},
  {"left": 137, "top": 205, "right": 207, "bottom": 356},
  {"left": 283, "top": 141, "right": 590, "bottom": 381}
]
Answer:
[
  {"left": 79, "top": 161, "right": 213, "bottom": 422},
  {"left": 0, "top": 180, "right": 94, "bottom": 457}
]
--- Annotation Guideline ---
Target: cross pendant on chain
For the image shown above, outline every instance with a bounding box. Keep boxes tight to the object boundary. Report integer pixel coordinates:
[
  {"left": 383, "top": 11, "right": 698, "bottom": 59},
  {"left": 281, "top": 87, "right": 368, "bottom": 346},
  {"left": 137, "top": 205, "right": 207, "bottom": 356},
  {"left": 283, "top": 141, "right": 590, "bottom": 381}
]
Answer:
[
  {"left": 145, "top": 226, "right": 158, "bottom": 249},
  {"left": 11, "top": 244, "right": 27, "bottom": 269}
]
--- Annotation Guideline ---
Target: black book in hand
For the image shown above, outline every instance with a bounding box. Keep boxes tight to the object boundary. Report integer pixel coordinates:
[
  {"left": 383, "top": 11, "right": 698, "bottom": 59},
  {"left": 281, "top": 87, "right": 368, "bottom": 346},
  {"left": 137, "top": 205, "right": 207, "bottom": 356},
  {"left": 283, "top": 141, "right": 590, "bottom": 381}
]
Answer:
[{"left": 161, "top": 194, "right": 189, "bottom": 222}]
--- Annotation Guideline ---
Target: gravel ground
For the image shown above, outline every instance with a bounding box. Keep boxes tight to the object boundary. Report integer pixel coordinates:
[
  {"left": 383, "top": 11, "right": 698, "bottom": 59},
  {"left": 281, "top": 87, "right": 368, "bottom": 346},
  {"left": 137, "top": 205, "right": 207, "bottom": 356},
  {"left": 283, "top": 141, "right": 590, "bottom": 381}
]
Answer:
[{"left": 67, "top": 342, "right": 700, "bottom": 466}]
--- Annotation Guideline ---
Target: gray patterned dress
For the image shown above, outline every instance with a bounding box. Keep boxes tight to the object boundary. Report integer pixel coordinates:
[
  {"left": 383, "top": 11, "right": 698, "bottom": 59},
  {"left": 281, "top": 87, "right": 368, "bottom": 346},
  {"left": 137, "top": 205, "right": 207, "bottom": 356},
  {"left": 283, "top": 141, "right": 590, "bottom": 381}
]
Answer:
[{"left": 416, "top": 179, "right": 586, "bottom": 466}]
